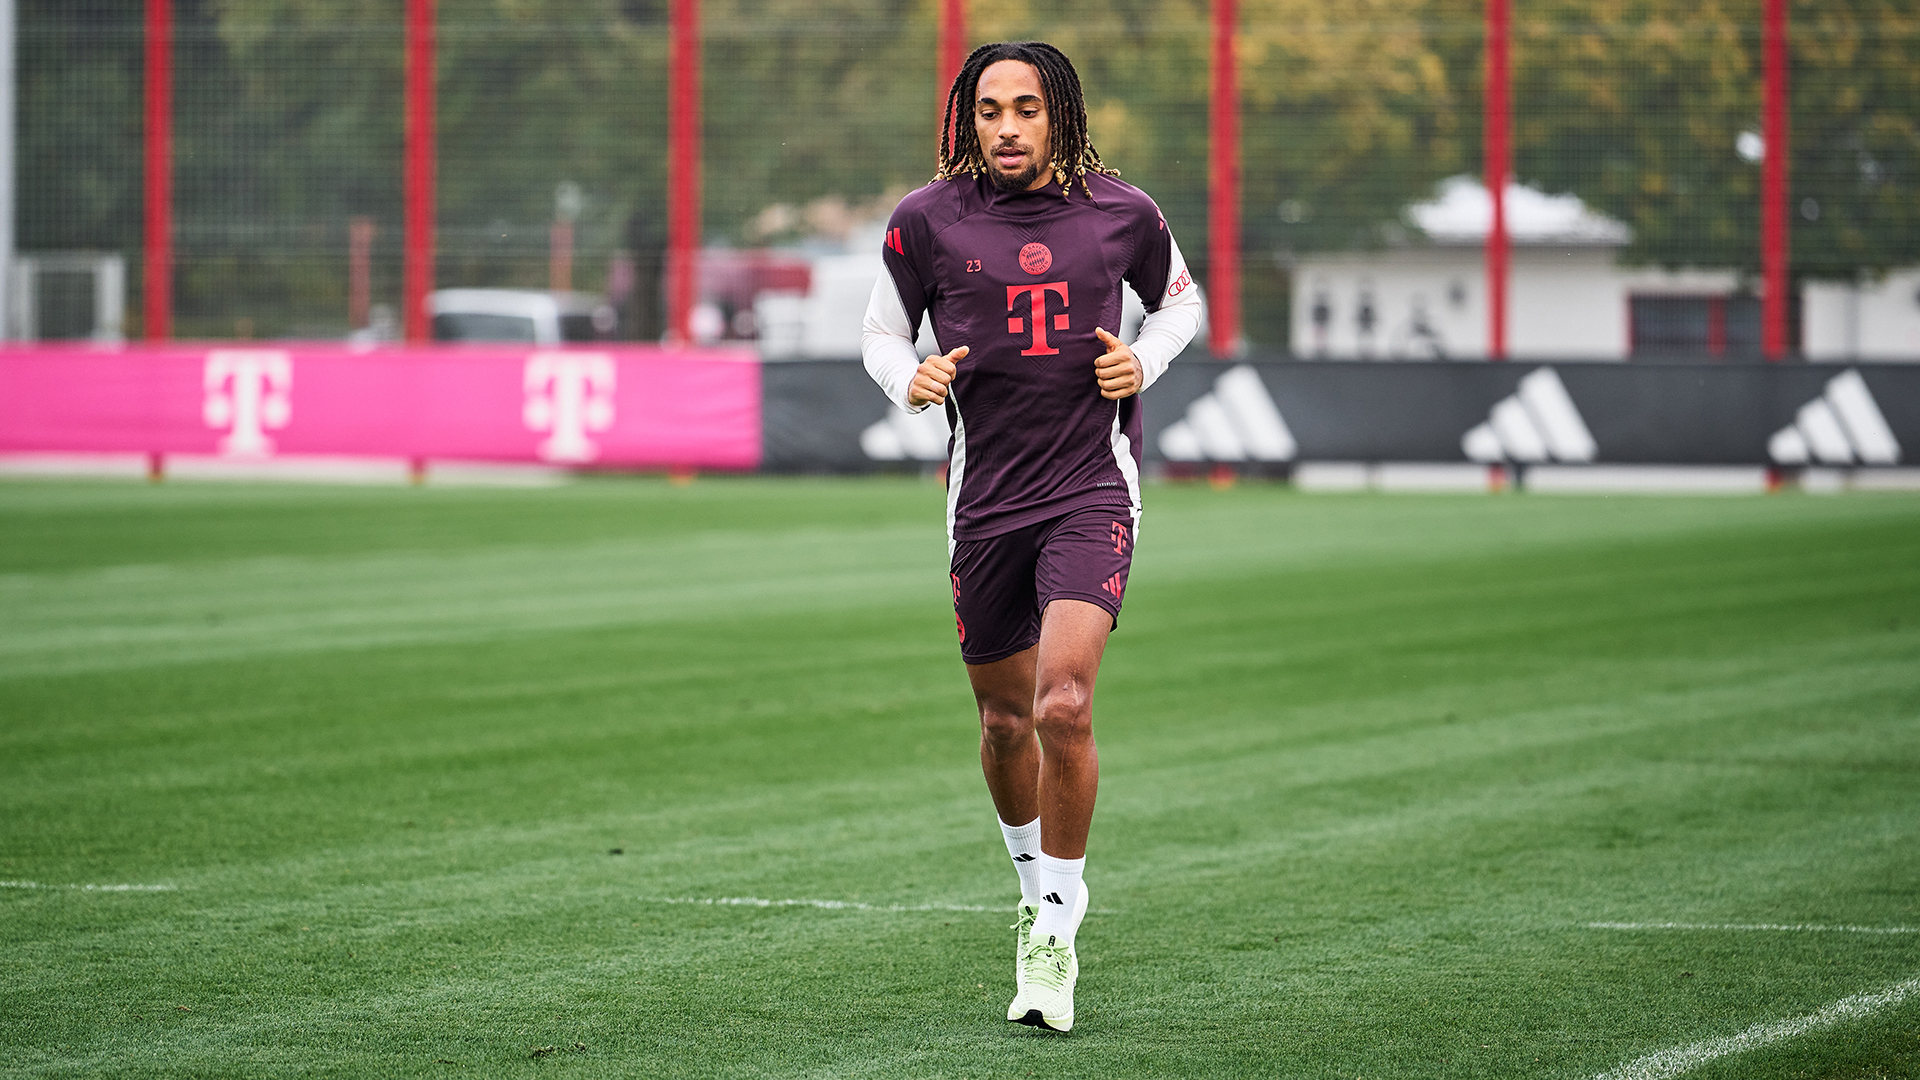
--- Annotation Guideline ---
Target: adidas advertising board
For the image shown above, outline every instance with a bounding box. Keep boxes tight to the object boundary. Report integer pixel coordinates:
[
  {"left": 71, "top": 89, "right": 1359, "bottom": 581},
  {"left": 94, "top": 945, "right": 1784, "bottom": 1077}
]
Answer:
[
  {"left": 759, "top": 359, "right": 1918, "bottom": 472},
  {"left": 1767, "top": 369, "right": 1901, "bottom": 466}
]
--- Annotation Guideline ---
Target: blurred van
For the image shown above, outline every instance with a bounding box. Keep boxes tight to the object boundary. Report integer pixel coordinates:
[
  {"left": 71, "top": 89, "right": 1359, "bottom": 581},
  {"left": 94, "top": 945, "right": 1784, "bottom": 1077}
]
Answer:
[{"left": 428, "top": 288, "right": 617, "bottom": 345}]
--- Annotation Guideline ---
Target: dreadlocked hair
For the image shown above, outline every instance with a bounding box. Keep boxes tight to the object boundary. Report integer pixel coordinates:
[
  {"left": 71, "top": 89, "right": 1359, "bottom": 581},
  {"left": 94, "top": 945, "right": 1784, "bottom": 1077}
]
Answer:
[{"left": 935, "top": 41, "right": 1116, "bottom": 197}]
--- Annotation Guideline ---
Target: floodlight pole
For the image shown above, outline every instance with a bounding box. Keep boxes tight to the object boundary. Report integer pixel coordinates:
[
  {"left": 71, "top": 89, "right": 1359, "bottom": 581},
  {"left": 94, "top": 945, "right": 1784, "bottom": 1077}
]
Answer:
[
  {"left": 666, "top": 0, "right": 701, "bottom": 344},
  {"left": 1208, "top": 0, "right": 1240, "bottom": 357},
  {"left": 937, "top": 0, "right": 966, "bottom": 145},
  {"left": 1484, "top": 0, "right": 1509, "bottom": 360},
  {"left": 1761, "top": 0, "right": 1789, "bottom": 360},
  {"left": 144, "top": 0, "right": 172, "bottom": 341},
  {"left": 403, "top": 0, "right": 436, "bottom": 343}
]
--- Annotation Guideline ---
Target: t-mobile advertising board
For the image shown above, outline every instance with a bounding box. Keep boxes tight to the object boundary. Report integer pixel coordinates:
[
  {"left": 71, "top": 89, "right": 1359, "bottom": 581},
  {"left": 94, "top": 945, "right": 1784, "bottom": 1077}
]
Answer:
[
  {"left": 765, "top": 358, "right": 1920, "bottom": 472},
  {"left": 5, "top": 350, "right": 1915, "bottom": 472},
  {"left": 0, "top": 344, "right": 762, "bottom": 469}
]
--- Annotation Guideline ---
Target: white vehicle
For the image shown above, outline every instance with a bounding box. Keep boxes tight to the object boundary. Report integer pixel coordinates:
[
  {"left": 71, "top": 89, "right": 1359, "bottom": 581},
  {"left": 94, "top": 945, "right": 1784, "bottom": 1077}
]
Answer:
[{"left": 428, "top": 288, "right": 616, "bottom": 345}]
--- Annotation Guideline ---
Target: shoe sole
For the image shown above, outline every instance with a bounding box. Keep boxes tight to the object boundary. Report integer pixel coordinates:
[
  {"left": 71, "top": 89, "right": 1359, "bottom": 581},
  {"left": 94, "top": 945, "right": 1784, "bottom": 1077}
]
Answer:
[{"left": 1013, "top": 1007, "right": 1072, "bottom": 1032}]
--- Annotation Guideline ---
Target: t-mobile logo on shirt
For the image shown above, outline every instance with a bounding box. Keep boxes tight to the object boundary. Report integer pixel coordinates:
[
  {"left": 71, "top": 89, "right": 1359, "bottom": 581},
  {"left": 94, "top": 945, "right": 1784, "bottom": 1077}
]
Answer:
[{"left": 1007, "top": 281, "right": 1069, "bottom": 357}]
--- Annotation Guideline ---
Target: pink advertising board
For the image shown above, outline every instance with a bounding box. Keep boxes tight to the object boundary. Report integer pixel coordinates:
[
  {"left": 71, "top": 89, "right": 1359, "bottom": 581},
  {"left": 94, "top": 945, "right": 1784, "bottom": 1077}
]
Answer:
[{"left": 0, "top": 343, "right": 762, "bottom": 469}]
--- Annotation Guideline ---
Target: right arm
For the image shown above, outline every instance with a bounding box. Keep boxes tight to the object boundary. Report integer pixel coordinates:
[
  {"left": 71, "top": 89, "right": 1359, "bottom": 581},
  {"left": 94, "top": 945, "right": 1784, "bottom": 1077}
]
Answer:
[
  {"left": 861, "top": 201, "right": 966, "bottom": 410},
  {"left": 860, "top": 276, "right": 965, "bottom": 410}
]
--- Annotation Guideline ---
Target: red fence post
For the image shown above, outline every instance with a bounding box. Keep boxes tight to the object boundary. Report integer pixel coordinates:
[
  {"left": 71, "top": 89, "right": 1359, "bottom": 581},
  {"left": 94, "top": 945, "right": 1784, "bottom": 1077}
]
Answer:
[
  {"left": 143, "top": 0, "right": 172, "bottom": 342},
  {"left": 667, "top": 0, "right": 702, "bottom": 344},
  {"left": 550, "top": 223, "right": 574, "bottom": 293},
  {"left": 937, "top": 0, "right": 966, "bottom": 145},
  {"left": 403, "top": 0, "right": 436, "bottom": 343},
  {"left": 1208, "top": 0, "right": 1240, "bottom": 357},
  {"left": 1484, "top": 0, "right": 1509, "bottom": 360},
  {"left": 1761, "top": 0, "right": 1789, "bottom": 360},
  {"left": 936, "top": 0, "right": 967, "bottom": 147}
]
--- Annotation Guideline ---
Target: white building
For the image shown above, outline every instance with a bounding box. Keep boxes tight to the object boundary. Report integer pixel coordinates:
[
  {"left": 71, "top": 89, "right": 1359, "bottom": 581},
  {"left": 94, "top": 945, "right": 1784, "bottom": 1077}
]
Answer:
[
  {"left": 1291, "top": 176, "right": 1920, "bottom": 362},
  {"left": 1803, "top": 270, "right": 1920, "bottom": 360}
]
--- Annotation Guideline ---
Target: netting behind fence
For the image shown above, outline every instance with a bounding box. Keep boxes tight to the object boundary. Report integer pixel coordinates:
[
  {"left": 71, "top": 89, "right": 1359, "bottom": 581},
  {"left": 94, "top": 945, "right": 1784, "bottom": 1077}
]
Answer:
[{"left": 19, "top": 0, "right": 1920, "bottom": 350}]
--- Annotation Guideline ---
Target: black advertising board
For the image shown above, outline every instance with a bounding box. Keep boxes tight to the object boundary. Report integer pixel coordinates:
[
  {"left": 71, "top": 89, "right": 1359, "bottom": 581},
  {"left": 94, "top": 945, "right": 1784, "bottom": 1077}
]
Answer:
[{"left": 760, "top": 358, "right": 1920, "bottom": 471}]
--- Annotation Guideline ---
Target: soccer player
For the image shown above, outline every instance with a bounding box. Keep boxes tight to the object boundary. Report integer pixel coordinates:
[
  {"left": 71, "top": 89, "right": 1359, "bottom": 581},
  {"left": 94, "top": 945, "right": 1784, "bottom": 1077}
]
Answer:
[{"left": 860, "top": 41, "right": 1202, "bottom": 1031}]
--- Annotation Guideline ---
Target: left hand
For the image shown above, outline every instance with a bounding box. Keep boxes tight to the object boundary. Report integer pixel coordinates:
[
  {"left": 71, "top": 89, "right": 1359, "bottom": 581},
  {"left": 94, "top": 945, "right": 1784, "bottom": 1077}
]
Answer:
[{"left": 1093, "top": 327, "right": 1142, "bottom": 400}]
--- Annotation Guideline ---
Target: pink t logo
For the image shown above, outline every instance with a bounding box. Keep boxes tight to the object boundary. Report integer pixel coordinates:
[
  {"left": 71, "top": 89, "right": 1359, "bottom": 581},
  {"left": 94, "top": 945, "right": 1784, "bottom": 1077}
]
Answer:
[{"left": 1006, "top": 281, "right": 1070, "bottom": 357}]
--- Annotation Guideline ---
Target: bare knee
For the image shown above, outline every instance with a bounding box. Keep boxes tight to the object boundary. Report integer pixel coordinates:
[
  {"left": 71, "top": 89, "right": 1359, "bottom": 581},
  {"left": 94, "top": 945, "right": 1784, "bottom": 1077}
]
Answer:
[
  {"left": 1034, "top": 678, "right": 1094, "bottom": 746},
  {"left": 977, "top": 699, "right": 1035, "bottom": 750}
]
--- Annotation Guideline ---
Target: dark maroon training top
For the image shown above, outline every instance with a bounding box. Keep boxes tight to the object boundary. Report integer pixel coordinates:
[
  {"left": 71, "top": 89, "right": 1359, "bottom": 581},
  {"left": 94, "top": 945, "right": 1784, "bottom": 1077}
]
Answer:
[{"left": 880, "top": 171, "right": 1181, "bottom": 542}]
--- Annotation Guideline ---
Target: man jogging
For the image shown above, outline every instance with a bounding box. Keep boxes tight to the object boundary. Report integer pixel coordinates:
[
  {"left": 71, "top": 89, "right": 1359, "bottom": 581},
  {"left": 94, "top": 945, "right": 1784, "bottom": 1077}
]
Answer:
[{"left": 861, "top": 40, "right": 1201, "bottom": 1032}]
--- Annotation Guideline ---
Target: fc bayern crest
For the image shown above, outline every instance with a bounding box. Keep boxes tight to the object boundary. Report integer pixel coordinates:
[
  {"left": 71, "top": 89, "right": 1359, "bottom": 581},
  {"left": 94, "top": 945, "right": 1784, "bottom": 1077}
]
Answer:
[{"left": 1019, "top": 242, "right": 1052, "bottom": 275}]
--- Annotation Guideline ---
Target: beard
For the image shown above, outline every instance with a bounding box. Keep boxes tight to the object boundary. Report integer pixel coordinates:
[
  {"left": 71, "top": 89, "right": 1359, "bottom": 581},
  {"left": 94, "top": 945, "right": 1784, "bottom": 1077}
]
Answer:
[{"left": 986, "top": 143, "right": 1047, "bottom": 192}]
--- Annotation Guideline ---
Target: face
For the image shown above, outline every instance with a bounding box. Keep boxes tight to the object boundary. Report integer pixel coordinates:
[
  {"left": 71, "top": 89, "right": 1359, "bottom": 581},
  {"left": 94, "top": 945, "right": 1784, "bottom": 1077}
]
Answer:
[{"left": 974, "top": 59, "right": 1052, "bottom": 193}]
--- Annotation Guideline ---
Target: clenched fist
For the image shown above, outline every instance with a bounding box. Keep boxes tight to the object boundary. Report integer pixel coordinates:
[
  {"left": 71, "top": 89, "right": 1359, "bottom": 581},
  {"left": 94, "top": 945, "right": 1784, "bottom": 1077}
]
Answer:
[
  {"left": 1093, "top": 327, "right": 1142, "bottom": 400},
  {"left": 907, "top": 345, "right": 967, "bottom": 408}
]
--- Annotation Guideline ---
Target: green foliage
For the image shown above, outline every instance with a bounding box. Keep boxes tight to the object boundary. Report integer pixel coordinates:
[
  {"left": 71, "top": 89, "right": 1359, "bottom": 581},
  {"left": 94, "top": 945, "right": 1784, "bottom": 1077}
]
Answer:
[
  {"left": 15, "top": 0, "right": 1920, "bottom": 339},
  {"left": 1502, "top": 0, "right": 1920, "bottom": 276},
  {"left": 702, "top": 0, "right": 933, "bottom": 220},
  {"left": 1786, "top": 0, "right": 1920, "bottom": 279},
  {"left": 18, "top": 0, "right": 144, "bottom": 254},
  {"left": 1241, "top": 0, "right": 1466, "bottom": 255}
]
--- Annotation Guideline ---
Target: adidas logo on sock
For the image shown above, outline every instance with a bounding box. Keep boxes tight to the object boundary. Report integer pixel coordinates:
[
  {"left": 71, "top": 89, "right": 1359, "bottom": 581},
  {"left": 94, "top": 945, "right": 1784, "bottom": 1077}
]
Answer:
[
  {"left": 1012, "top": 853, "right": 1036, "bottom": 862},
  {"left": 1042, "top": 892, "right": 1064, "bottom": 905}
]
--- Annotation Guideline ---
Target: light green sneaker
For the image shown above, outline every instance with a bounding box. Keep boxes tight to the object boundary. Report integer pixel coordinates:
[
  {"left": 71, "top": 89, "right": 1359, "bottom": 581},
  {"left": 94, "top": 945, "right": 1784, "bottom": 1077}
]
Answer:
[
  {"left": 1007, "top": 885, "right": 1088, "bottom": 1030},
  {"left": 1008, "top": 932, "right": 1078, "bottom": 1032}
]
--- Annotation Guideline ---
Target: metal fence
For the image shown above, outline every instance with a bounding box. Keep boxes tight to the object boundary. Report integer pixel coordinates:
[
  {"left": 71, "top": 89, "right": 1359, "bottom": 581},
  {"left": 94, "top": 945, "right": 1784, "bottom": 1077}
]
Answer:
[{"left": 18, "top": 0, "right": 1920, "bottom": 353}]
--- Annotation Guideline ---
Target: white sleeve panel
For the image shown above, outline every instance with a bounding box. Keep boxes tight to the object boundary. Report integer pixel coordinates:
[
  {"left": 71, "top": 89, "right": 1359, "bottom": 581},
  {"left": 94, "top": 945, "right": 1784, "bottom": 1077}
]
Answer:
[
  {"left": 861, "top": 274, "right": 933, "bottom": 414},
  {"left": 1130, "top": 233, "right": 1201, "bottom": 391}
]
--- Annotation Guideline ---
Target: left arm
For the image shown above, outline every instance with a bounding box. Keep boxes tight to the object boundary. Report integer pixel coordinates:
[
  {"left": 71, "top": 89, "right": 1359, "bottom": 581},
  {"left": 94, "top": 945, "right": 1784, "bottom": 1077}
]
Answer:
[{"left": 1095, "top": 230, "right": 1202, "bottom": 399}]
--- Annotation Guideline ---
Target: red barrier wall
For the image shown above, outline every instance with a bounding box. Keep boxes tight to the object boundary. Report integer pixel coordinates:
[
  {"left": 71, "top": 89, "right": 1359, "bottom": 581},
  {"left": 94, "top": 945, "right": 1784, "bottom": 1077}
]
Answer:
[{"left": 0, "top": 344, "right": 762, "bottom": 469}]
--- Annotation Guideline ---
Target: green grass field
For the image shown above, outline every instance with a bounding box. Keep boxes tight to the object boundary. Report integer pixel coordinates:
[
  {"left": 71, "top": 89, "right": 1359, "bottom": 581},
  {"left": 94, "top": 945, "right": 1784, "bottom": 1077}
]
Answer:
[{"left": 3, "top": 476, "right": 1917, "bottom": 1078}]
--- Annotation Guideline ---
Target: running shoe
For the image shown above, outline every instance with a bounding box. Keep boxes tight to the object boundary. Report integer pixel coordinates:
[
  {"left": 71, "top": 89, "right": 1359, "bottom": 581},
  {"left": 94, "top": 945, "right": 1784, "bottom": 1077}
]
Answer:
[{"left": 1008, "top": 932, "right": 1078, "bottom": 1032}]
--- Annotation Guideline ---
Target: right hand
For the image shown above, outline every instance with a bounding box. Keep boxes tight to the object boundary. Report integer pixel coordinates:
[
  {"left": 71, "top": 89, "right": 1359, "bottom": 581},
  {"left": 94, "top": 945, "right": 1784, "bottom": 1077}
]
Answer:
[{"left": 906, "top": 345, "right": 967, "bottom": 408}]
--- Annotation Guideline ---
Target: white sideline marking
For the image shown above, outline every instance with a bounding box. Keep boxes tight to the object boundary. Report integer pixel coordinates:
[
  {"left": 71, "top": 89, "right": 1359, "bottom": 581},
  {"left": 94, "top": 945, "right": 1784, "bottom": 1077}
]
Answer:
[
  {"left": 643, "top": 896, "right": 994, "bottom": 913},
  {"left": 1593, "top": 975, "right": 1920, "bottom": 1080},
  {"left": 0, "top": 880, "right": 178, "bottom": 892},
  {"left": 1589, "top": 921, "right": 1918, "bottom": 935}
]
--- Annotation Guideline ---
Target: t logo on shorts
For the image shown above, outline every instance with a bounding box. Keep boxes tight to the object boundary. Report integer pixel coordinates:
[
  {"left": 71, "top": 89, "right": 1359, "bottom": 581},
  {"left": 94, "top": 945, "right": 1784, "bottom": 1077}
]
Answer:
[{"left": 1110, "top": 521, "right": 1130, "bottom": 554}]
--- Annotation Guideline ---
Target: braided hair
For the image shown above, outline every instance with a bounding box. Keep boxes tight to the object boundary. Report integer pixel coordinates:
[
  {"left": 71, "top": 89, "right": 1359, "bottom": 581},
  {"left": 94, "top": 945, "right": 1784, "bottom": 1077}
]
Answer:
[{"left": 935, "top": 41, "right": 1116, "bottom": 197}]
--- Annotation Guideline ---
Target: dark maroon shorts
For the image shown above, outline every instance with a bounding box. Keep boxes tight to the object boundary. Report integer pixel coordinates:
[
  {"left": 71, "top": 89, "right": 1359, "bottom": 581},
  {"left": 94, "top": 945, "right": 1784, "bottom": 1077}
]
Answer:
[{"left": 949, "top": 504, "right": 1138, "bottom": 665}]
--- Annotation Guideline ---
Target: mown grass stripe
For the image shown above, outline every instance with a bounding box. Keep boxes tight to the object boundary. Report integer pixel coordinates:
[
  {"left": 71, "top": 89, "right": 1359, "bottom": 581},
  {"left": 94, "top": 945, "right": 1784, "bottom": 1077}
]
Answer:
[
  {"left": 1588, "top": 921, "right": 1919, "bottom": 935},
  {"left": 0, "top": 880, "right": 178, "bottom": 892},
  {"left": 642, "top": 896, "right": 997, "bottom": 913}
]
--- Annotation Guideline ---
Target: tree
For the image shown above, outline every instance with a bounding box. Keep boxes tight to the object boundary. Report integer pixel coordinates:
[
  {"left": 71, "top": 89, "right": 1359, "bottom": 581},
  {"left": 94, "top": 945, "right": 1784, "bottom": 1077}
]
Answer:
[
  {"left": 1503, "top": 0, "right": 1919, "bottom": 280},
  {"left": 19, "top": 0, "right": 1915, "bottom": 341}
]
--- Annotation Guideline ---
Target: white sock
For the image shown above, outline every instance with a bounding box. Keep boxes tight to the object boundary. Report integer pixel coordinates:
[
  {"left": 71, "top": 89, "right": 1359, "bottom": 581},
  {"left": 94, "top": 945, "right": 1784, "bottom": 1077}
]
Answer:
[
  {"left": 1030, "top": 852, "right": 1085, "bottom": 946},
  {"left": 998, "top": 816, "right": 1042, "bottom": 907}
]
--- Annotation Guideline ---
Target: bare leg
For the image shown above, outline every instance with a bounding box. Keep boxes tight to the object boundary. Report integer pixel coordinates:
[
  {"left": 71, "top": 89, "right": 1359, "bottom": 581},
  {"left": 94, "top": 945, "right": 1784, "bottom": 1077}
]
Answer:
[
  {"left": 966, "top": 599, "right": 1110, "bottom": 858},
  {"left": 1028, "top": 599, "right": 1109, "bottom": 858},
  {"left": 968, "top": 646, "right": 1040, "bottom": 827}
]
